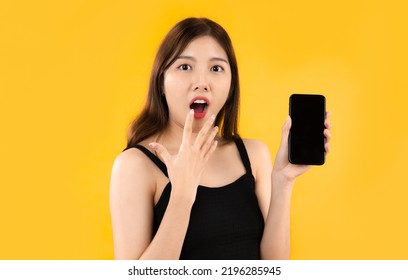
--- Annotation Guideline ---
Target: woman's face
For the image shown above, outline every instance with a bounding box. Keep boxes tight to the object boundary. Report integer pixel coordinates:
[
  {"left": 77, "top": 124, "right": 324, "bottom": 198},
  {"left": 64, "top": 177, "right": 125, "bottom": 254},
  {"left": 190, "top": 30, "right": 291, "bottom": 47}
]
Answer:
[{"left": 163, "top": 35, "right": 231, "bottom": 132}]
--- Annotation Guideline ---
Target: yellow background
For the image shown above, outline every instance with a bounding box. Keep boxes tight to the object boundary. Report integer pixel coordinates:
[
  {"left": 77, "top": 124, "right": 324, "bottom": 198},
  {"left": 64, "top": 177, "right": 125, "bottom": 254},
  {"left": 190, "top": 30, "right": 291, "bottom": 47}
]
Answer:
[{"left": 1, "top": 0, "right": 407, "bottom": 259}]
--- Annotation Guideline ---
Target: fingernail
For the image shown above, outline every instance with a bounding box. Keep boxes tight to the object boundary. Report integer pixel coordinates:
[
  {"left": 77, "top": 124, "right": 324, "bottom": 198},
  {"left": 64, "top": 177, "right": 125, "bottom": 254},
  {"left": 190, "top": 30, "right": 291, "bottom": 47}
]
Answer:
[
  {"left": 189, "top": 109, "right": 194, "bottom": 114},
  {"left": 211, "top": 114, "right": 216, "bottom": 120},
  {"left": 148, "top": 143, "right": 156, "bottom": 148}
]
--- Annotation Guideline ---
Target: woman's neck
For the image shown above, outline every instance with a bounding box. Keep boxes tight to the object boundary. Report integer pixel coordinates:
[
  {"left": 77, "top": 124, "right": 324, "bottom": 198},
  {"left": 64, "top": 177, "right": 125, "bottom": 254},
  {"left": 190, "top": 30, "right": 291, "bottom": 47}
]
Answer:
[
  {"left": 155, "top": 118, "right": 223, "bottom": 155},
  {"left": 155, "top": 119, "right": 198, "bottom": 155}
]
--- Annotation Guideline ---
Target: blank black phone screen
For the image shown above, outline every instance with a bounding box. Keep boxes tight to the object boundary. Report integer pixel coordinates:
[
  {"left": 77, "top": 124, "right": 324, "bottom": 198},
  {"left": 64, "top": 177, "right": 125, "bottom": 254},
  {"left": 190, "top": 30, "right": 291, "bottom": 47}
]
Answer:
[{"left": 289, "top": 94, "right": 326, "bottom": 165}]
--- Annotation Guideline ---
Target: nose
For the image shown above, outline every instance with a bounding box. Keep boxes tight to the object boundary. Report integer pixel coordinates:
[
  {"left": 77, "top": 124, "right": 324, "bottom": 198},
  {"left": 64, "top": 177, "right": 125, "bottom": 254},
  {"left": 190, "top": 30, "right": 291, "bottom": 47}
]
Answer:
[
  {"left": 193, "top": 70, "right": 209, "bottom": 92},
  {"left": 194, "top": 85, "right": 208, "bottom": 91}
]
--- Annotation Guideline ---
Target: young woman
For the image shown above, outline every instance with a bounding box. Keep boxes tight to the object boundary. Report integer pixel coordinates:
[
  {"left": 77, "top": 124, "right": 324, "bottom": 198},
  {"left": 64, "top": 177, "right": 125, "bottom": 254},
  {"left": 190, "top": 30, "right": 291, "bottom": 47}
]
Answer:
[{"left": 110, "top": 17, "right": 331, "bottom": 260}]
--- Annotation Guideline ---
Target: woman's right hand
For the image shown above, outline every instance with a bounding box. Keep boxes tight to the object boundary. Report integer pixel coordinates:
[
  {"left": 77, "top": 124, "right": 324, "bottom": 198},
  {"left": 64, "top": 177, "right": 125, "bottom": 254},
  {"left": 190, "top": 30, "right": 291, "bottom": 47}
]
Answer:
[{"left": 148, "top": 109, "right": 219, "bottom": 203}]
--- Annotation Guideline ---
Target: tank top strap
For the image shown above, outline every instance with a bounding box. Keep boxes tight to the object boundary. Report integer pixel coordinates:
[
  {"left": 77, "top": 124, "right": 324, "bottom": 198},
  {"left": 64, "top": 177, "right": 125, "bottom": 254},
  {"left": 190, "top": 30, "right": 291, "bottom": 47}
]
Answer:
[
  {"left": 124, "top": 145, "right": 168, "bottom": 177},
  {"left": 234, "top": 138, "right": 253, "bottom": 175}
]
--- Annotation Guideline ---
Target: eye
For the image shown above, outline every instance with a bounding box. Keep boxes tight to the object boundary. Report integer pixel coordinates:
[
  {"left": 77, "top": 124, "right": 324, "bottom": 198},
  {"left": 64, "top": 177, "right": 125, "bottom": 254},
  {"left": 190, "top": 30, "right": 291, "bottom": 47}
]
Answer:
[
  {"left": 178, "top": 64, "right": 192, "bottom": 71},
  {"left": 211, "top": 65, "right": 224, "bottom": 72}
]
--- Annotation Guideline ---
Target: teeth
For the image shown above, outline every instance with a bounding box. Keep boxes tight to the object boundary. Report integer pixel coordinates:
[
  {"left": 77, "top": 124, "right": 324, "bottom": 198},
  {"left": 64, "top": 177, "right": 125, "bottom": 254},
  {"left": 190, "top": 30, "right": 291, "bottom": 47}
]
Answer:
[{"left": 193, "top": 100, "right": 206, "bottom": 104}]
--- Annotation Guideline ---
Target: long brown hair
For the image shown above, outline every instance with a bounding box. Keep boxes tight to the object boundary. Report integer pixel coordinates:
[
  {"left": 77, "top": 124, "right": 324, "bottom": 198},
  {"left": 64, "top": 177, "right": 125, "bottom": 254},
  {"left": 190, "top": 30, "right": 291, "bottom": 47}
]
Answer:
[{"left": 127, "top": 17, "right": 240, "bottom": 148}]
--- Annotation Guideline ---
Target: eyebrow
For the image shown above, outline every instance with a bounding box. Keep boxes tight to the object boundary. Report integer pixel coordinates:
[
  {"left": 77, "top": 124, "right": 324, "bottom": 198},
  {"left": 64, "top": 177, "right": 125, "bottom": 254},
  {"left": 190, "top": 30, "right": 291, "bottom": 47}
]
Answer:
[{"left": 176, "top": 55, "right": 229, "bottom": 64}]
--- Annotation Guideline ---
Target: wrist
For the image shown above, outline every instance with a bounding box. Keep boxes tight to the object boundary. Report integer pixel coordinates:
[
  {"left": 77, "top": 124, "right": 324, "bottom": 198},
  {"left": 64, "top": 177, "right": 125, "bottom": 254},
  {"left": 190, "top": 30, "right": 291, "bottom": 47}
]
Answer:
[
  {"left": 168, "top": 187, "right": 196, "bottom": 208},
  {"left": 271, "top": 170, "right": 295, "bottom": 193}
]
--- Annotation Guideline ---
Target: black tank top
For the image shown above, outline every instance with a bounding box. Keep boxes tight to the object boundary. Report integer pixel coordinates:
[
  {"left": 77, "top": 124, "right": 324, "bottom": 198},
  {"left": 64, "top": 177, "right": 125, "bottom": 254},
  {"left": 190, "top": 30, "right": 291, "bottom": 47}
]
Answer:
[{"left": 127, "top": 138, "right": 264, "bottom": 259}]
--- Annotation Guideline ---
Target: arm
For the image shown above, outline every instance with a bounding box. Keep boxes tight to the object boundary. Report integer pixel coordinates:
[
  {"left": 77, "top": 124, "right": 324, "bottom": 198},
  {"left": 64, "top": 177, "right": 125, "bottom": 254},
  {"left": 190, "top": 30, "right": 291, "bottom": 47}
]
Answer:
[
  {"left": 244, "top": 139, "right": 293, "bottom": 259},
  {"left": 110, "top": 149, "right": 194, "bottom": 259},
  {"left": 259, "top": 117, "right": 309, "bottom": 259},
  {"left": 110, "top": 110, "right": 218, "bottom": 259},
  {"left": 260, "top": 170, "right": 295, "bottom": 259},
  {"left": 253, "top": 114, "right": 332, "bottom": 259},
  {"left": 110, "top": 149, "right": 154, "bottom": 259}
]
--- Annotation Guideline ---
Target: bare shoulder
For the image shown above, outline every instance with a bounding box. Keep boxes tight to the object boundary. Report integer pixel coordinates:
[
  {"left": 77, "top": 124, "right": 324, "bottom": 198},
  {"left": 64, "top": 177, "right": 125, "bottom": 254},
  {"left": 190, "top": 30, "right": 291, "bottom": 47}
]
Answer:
[
  {"left": 113, "top": 148, "right": 149, "bottom": 170},
  {"left": 112, "top": 148, "right": 150, "bottom": 178},
  {"left": 241, "top": 139, "right": 273, "bottom": 217},
  {"left": 110, "top": 147, "right": 156, "bottom": 195},
  {"left": 241, "top": 138, "right": 270, "bottom": 154},
  {"left": 241, "top": 138, "right": 272, "bottom": 178}
]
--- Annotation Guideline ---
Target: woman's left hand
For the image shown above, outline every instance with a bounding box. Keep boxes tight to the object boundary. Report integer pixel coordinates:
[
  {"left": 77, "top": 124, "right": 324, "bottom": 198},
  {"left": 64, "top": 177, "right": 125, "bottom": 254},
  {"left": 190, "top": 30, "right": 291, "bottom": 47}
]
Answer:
[{"left": 272, "top": 112, "right": 332, "bottom": 183}]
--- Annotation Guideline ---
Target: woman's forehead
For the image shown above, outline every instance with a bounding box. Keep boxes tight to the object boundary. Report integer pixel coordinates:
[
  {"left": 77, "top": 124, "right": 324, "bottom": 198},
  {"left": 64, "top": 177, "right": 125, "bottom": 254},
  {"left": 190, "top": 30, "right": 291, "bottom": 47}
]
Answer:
[{"left": 179, "top": 36, "right": 228, "bottom": 59}]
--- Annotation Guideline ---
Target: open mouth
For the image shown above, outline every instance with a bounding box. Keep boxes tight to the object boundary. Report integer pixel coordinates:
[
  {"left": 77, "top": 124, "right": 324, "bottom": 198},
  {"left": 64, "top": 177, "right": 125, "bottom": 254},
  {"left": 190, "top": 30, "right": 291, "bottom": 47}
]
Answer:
[{"left": 189, "top": 98, "right": 209, "bottom": 118}]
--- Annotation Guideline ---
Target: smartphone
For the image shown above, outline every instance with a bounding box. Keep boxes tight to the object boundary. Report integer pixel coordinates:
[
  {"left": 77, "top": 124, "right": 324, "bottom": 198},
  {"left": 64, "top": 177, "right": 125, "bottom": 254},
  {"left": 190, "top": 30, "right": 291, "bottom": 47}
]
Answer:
[{"left": 288, "top": 94, "right": 326, "bottom": 165}]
